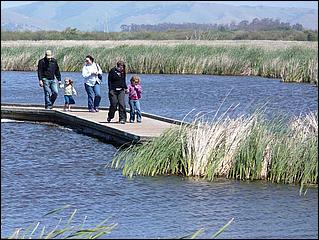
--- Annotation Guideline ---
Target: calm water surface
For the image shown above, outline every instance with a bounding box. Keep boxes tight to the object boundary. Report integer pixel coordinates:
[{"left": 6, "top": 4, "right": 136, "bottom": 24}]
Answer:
[
  {"left": 1, "top": 71, "right": 318, "bottom": 120},
  {"left": 1, "top": 71, "right": 318, "bottom": 238}
]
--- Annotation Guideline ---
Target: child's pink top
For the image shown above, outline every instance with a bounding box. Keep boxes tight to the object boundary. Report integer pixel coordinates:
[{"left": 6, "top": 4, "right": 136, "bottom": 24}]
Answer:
[{"left": 128, "top": 84, "right": 142, "bottom": 100}]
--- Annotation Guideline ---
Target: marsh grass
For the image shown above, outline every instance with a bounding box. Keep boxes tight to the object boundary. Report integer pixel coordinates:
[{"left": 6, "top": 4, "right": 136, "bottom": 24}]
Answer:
[
  {"left": 2, "top": 205, "right": 117, "bottom": 239},
  {"left": 178, "top": 218, "right": 234, "bottom": 239},
  {"left": 2, "top": 205, "right": 234, "bottom": 239},
  {"left": 111, "top": 110, "right": 318, "bottom": 189},
  {"left": 1, "top": 40, "right": 317, "bottom": 84}
]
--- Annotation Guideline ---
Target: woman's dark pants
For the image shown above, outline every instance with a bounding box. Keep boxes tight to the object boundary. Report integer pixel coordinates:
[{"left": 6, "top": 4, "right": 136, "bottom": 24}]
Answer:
[{"left": 108, "top": 89, "right": 127, "bottom": 122}]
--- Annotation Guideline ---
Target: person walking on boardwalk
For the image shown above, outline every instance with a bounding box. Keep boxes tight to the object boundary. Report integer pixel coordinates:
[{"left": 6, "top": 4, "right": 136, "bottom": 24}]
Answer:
[
  {"left": 62, "top": 77, "right": 77, "bottom": 112},
  {"left": 82, "top": 55, "right": 103, "bottom": 112},
  {"left": 107, "top": 60, "right": 128, "bottom": 124},
  {"left": 37, "top": 49, "right": 62, "bottom": 109},
  {"left": 128, "top": 75, "right": 143, "bottom": 123}
]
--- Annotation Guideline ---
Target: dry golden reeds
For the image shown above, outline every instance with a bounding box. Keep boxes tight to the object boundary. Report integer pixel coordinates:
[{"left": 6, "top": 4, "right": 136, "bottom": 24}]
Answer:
[{"left": 1, "top": 40, "right": 318, "bottom": 84}]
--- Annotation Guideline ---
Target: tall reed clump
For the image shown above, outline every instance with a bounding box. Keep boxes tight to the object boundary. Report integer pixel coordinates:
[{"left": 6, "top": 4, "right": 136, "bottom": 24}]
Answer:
[
  {"left": 268, "top": 112, "right": 318, "bottom": 187},
  {"left": 111, "top": 111, "right": 318, "bottom": 188},
  {"left": 1, "top": 41, "right": 317, "bottom": 85}
]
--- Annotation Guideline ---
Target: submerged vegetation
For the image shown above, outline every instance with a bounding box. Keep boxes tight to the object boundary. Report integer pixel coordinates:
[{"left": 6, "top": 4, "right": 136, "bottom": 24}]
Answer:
[
  {"left": 2, "top": 205, "right": 233, "bottom": 239},
  {"left": 1, "top": 205, "right": 117, "bottom": 239},
  {"left": 1, "top": 40, "right": 318, "bottom": 84},
  {"left": 111, "top": 110, "right": 318, "bottom": 191}
]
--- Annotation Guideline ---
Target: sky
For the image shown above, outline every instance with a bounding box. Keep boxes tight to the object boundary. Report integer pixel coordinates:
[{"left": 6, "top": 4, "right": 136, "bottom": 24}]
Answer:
[{"left": 1, "top": 1, "right": 318, "bottom": 9}]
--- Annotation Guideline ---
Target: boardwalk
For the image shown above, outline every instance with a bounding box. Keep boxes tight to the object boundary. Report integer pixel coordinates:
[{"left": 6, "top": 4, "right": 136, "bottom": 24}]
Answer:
[{"left": 1, "top": 103, "right": 182, "bottom": 146}]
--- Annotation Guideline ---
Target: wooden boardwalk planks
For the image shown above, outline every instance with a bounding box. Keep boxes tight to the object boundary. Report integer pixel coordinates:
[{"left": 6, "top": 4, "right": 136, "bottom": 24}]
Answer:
[{"left": 1, "top": 103, "right": 182, "bottom": 146}]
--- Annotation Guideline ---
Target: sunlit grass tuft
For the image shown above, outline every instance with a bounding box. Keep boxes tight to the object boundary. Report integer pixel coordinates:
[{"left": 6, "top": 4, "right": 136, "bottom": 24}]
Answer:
[{"left": 111, "top": 110, "right": 318, "bottom": 190}]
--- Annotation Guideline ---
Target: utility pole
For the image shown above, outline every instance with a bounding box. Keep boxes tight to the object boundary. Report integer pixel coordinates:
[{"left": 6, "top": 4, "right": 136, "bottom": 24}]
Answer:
[{"left": 103, "top": 13, "right": 109, "bottom": 33}]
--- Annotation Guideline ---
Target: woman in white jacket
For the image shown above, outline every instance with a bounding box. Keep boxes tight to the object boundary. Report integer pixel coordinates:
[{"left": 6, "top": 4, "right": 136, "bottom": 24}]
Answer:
[{"left": 82, "top": 55, "right": 103, "bottom": 112}]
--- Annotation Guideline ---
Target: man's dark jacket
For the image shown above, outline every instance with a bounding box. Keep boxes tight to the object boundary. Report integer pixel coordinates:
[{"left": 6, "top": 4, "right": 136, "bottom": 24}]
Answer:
[{"left": 37, "top": 57, "right": 61, "bottom": 81}]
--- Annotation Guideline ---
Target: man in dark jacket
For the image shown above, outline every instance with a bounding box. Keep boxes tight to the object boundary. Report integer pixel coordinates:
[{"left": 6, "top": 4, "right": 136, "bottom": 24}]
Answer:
[
  {"left": 37, "top": 50, "right": 62, "bottom": 109},
  {"left": 107, "top": 60, "right": 128, "bottom": 124}
]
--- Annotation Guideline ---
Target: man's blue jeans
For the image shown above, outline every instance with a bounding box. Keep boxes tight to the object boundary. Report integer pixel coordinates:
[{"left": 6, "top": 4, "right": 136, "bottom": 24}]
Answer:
[
  {"left": 129, "top": 99, "right": 142, "bottom": 122},
  {"left": 84, "top": 83, "right": 101, "bottom": 110},
  {"left": 43, "top": 80, "right": 58, "bottom": 108}
]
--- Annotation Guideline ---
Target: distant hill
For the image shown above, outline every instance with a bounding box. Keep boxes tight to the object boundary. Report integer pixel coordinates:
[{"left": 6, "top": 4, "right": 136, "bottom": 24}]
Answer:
[{"left": 1, "top": 1, "right": 318, "bottom": 32}]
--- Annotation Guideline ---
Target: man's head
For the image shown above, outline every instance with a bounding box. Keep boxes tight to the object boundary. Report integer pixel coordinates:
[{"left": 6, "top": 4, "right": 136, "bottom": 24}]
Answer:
[{"left": 45, "top": 50, "right": 53, "bottom": 59}]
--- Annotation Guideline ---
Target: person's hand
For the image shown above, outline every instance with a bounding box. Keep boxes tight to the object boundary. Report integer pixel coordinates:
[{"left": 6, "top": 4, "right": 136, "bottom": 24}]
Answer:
[
  {"left": 39, "top": 80, "right": 43, "bottom": 87},
  {"left": 125, "top": 89, "right": 129, "bottom": 94}
]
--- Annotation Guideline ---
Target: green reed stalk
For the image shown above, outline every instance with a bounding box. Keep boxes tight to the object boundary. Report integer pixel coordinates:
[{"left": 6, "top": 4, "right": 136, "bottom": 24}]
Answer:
[{"left": 111, "top": 127, "right": 186, "bottom": 177}]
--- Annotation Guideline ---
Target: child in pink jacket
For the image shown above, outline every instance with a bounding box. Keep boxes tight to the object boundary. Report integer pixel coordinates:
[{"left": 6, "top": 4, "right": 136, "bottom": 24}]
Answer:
[{"left": 128, "top": 75, "right": 142, "bottom": 123}]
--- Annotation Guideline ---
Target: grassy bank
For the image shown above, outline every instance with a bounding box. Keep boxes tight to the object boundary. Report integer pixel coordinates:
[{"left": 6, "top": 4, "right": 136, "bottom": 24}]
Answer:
[
  {"left": 111, "top": 111, "right": 318, "bottom": 190},
  {"left": 1, "top": 40, "right": 318, "bottom": 84}
]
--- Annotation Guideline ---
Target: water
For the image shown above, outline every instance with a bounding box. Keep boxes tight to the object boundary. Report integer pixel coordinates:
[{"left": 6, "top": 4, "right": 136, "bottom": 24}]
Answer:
[
  {"left": 1, "top": 71, "right": 318, "bottom": 121},
  {"left": 1, "top": 71, "right": 318, "bottom": 238}
]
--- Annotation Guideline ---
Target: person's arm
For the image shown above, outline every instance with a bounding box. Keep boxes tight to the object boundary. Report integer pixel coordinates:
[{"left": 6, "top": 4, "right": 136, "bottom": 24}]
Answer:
[
  {"left": 72, "top": 87, "right": 77, "bottom": 96},
  {"left": 107, "top": 70, "right": 113, "bottom": 90},
  {"left": 128, "top": 86, "right": 134, "bottom": 98},
  {"left": 96, "top": 63, "right": 102, "bottom": 74},
  {"left": 37, "top": 60, "right": 44, "bottom": 87},
  {"left": 54, "top": 60, "right": 62, "bottom": 83},
  {"left": 136, "top": 84, "right": 142, "bottom": 93},
  {"left": 124, "top": 79, "right": 129, "bottom": 93},
  {"left": 123, "top": 74, "right": 128, "bottom": 89},
  {"left": 37, "top": 60, "right": 43, "bottom": 80}
]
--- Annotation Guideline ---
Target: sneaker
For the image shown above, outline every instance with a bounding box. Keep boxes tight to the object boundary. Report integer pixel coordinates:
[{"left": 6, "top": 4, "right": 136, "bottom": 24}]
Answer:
[
  {"left": 129, "top": 120, "right": 134, "bottom": 123},
  {"left": 107, "top": 118, "right": 111, "bottom": 123},
  {"left": 119, "top": 120, "right": 125, "bottom": 124},
  {"left": 137, "top": 120, "right": 142, "bottom": 123},
  {"left": 89, "top": 109, "right": 96, "bottom": 112},
  {"left": 95, "top": 108, "right": 99, "bottom": 112}
]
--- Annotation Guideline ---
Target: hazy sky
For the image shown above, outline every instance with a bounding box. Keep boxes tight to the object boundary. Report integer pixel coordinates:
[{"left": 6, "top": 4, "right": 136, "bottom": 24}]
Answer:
[{"left": 1, "top": 1, "right": 318, "bottom": 9}]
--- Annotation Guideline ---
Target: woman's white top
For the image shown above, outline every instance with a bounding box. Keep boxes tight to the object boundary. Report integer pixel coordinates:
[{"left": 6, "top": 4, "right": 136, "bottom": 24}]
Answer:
[{"left": 82, "top": 62, "right": 102, "bottom": 86}]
